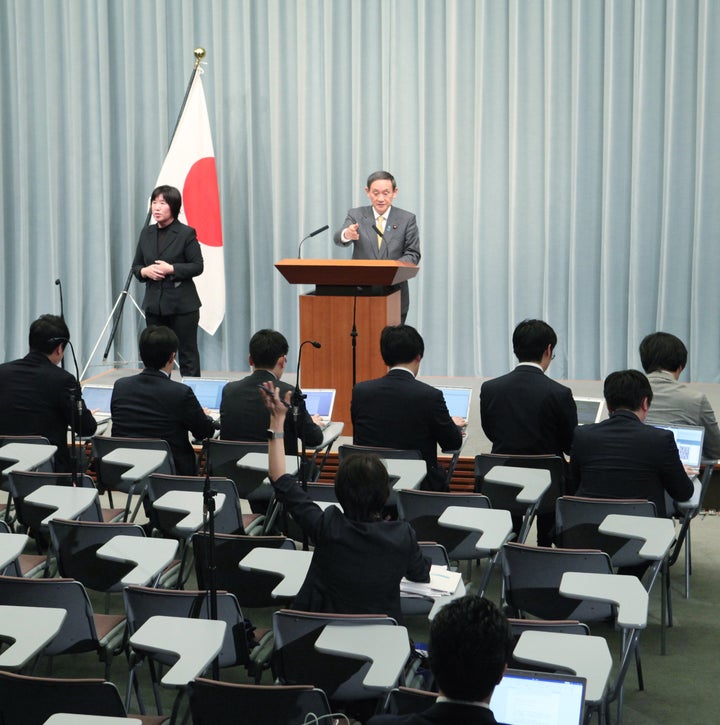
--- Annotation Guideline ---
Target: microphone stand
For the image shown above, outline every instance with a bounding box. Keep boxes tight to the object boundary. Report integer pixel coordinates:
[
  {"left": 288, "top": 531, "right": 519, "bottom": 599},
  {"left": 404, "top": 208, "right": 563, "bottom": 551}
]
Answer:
[
  {"left": 55, "top": 279, "right": 65, "bottom": 369},
  {"left": 201, "top": 439, "right": 220, "bottom": 680},
  {"left": 351, "top": 294, "right": 358, "bottom": 388},
  {"left": 65, "top": 341, "right": 84, "bottom": 488}
]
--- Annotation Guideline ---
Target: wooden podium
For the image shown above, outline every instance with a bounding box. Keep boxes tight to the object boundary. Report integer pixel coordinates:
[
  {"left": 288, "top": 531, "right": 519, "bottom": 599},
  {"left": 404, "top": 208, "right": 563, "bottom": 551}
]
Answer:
[{"left": 275, "top": 259, "right": 419, "bottom": 434}]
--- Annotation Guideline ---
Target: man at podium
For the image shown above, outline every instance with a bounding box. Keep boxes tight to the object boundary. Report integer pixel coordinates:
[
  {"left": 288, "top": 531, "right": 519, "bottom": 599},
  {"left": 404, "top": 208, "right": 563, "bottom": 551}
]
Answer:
[{"left": 334, "top": 170, "right": 420, "bottom": 322}]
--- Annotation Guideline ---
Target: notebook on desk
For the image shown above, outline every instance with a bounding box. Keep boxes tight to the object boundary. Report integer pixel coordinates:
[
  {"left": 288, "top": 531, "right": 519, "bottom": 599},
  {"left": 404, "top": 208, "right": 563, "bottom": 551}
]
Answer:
[
  {"left": 489, "top": 669, "right": 587, "bottom": 725},
  {"left": 181, "top": 377, "right": 229, "bottom": 418},
  {"left": 435, "top": 386, "right": 472, "bottom": 421},
  {"left": 303, "top": 388, "right": 336, "bottom": 429},
  {"left": 574, "top": 396, "right": 606, "bottom": 424},
  {"left": 81, "top": 384, "right": 114, "bottom": 422}
]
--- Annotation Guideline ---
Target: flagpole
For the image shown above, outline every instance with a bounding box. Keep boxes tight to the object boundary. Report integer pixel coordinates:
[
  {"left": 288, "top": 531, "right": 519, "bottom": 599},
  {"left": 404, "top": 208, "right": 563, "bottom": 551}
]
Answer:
[{"left": 99, "top": 48, "right": 208, "bottom": 366}]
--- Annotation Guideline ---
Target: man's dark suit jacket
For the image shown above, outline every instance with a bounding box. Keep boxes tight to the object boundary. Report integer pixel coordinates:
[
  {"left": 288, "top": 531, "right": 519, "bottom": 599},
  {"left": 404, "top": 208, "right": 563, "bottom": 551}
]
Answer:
[
  {"left": 569, "top": 409, "right": 695, "bottom": 517},
  {"left": 272, "top": 473, "right": 430, "bottom": 624},
  {"left": 351, "top": 369, "right": 463, "bottom": 489},
  {"left": 367, "top": 701, "right": 503, "bottom": 725},
  {"left": 480, "top": 365, "right": 578, "bottom": 457},
  {"left": 0, "top": 352, "right": 97, "bottom": 472},
  {"left": 219, "top": 370, "right": 323, "bottom": 455},
  {"left": 110, "top": 368, "right": 216, "bottom": 476},
  {"left": 132, "top": 219, "right": 203, "bottom": 315},
  {"left": 333, "top": 205, "right": 420, "bottom": 319}
]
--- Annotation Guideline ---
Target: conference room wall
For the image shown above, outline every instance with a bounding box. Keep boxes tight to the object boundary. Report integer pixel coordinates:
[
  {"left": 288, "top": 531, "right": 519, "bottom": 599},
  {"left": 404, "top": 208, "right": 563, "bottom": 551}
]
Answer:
[{"left": 1, "top": 1, "right": 718, "bottom": 382}]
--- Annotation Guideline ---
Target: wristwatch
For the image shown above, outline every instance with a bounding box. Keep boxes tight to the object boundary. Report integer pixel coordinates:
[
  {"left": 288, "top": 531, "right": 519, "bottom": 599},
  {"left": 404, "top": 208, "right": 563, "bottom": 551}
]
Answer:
[{"left": 266, "top": 429, "right": 285, "bottom": 440}]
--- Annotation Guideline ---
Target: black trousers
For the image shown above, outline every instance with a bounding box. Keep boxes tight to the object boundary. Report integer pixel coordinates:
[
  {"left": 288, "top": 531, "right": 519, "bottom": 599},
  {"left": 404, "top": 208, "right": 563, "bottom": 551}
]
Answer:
[{"left": 146, "top": 309, "right": 201, "bottom": 377}]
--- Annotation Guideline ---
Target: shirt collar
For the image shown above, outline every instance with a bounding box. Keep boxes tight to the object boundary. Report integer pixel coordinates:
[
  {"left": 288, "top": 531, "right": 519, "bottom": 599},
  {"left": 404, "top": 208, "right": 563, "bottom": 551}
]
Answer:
[
  {"left": 516, "top": 362, "right": 545, "bottom": 373},
  {"left": 374, "top": 206, "right": 392, "bottom": 221},
  {"left": 436, "top": 695, "right": 490, "bottom": 709},
  {"left": 389, "top": 365, "right": 416, "bottom": 378}
]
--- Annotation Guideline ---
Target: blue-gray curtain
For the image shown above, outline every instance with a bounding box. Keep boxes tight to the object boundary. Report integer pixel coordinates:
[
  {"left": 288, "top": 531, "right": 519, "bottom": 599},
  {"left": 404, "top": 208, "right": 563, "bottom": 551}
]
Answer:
[{"left": 1, "top": 0, "right": 718, "bottom": 381}]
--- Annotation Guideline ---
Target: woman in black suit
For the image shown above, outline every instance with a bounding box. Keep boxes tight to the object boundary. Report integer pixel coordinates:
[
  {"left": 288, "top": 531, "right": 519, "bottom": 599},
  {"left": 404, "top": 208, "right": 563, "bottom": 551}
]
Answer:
[{"left": 132, "top": 185, "right": 203, "bottom": 376}]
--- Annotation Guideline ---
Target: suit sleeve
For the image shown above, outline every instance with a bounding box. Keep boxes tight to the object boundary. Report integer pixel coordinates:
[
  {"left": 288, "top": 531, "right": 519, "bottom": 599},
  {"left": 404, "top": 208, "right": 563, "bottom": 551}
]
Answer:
[
  {"left": 431, "top": 391, "right": 463, "bottom": 452},
  {"left": 65, "top": 379, "right": 98, "bottom": 437},
  {"left": 131, "top": 231, "right": 149, "bottom": 282},
  {"left": 554, "top": 386, "right": 579, "bottom": 455},
  {"left": 567, "top": 432, "right": 584, "bottom": 494},
  {"left": 699, "top": 394, "right": 720, "bottom": 461},
  {"left": 657, "top": 431, "right": 695, "bottom": 503},
  {"left": 396, "top": 213, "right": 421, "bottom": 265},
  {"left": 169, "top": 227, "right": 204, "bottom": 280},
  {"left": 182, "top": 388, "right": 217, "bottom": 441},
  {"left": 405, "top": 526, "right": 431, "bottom": 583},
  {"left": 271, "top": 474, "right": 325, "bottom": 537}
]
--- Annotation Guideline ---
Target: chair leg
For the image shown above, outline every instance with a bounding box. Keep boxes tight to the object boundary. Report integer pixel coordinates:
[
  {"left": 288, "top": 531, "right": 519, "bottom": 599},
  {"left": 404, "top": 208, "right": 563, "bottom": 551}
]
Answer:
[
  {"left": 685, "top": 525, "right": 692, "bottom": 598},
  {"left": 634, "top": 643, "right": 644, "bottom": 691}
]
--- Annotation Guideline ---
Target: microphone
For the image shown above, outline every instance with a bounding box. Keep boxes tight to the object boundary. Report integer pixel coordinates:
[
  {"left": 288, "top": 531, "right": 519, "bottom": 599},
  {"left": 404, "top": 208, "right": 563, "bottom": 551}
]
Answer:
[
  {"left": 297, "top": 224, "right": 329, "bottom": 258},
  {"left": 292, "top": 339, "right": 322, "bottom": 423},
  {"left": 372, "top": 224, "right": 384, "bottom": 239},
  {"left": 55, "top": 278, "right": 65, "bottom": 320}
]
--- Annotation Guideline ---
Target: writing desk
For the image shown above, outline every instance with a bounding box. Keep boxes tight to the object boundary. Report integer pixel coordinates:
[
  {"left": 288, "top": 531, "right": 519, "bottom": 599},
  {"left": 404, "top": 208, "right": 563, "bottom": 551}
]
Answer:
[
  {"left": 239, "top": 547, "right": 313, "bottom": 598},
  {"left": 0, "top": 532, "right": 28, "bottom": 571},
  {"left": 314, "top": 623, "right": 411, "bottom": 691},
  {"left": 101, "top": 448, "right": 168, "bottom": 485},
  {"left": 426, "top": 575, "right": 467, "bottom": 621},
  {"left": 24, "top": 485, "right": 98, "bottom": 527},
  {"left": 152, "top": 491, "right": 226, "bottom": 534},
  {"left": 0, "top": 443, "right": 57, "bottom": 475},
  {"left": 96, "top": 535, "right": 179, "bottom": 586},
  {"left": 44, "top": 716, "right": 141, "bottom": 724},
  {"left": 385, "top": 459, "right": 427, "bottom": 492},
  {"left": 599, "top": 514, "right": 676, "bottom": 561},
  {"left": 237, "top": 452, "right": 299, "bottom": 477},
  {"left": 513, "top": 630, "right": 612, "bottom": 704},
  {"left": 0, "top": 604, "right": 67, "bottom": 669},
  {"left": 128, "top": 615, "right": 226, "bottom": 687}
]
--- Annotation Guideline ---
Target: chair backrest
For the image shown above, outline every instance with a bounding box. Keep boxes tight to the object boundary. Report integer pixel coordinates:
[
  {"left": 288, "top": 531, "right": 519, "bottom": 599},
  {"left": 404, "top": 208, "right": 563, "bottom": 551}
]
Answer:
[
  {"left": 47, "top": 518, "right": 145, "bottom": 593},
  {"left": 91, "top": 435, "right": 175, "bottom": 494},
  {"left": 189, "top": 679, "right": 333, "bottom": 725},
  {"left": 123, "top": 585, "right": 251, "bottom": 668},
  {"left": 7, "top": 471, "right": 104, "bottom": 533},
  {"left": 555, "top": 496, "right": 658, "bottom": 569},
  {"left": 192, "top": 531, "right": 295, "bottom": 608},
  {"left": 397, "top": 489, "right": 491, "bottom": 559},
  {"left": 273, "top": 608, "right": 399, "bottom": 702},
  {"left": 418, "top": 542, "right": 451, "bottom": 567},
  {"left": 147, "top": 473, "right": 246, "bottom": 536},
  {"left": 204, "top": 439, "right": 269, "bottom": 498},
  {"left": 475, "top": 453, "right": 565, "bottom": 515},
  {"left": 0, "top": 671, "right": 128, "bottom": 723},
  {"left": 502, "top": 542, "right": 614, "bottom": 622},
  {"left": 382, "top": 686, "right": 438, "bottom": 715}
]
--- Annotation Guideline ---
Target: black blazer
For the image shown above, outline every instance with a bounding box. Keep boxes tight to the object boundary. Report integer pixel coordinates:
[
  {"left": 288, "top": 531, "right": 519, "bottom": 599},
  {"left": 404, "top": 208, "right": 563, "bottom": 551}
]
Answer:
[
  {"left": 132, "top": 219, "right": 203, "bottom": 315},
  {"left": 110, "top": 368, "right": 216, "bottom": 475},
  {"left": 0, "top": 352, "right": 97, "bottom": 472},
  {"left": 272, "top": 474, "right": 430, "bottom": 624},
  {"left": 367, "top": 701, "right": 503, "bottom": 725},
  {"left": 219, "top": 370, "right": 323, "bottom": 455},
  {"left": 351, "top": 369, "right": 463, "bottom": 483},
  {"left": 480, "top": 365, "right": 578, "bottom": 457},
  {"left": 569, "top": 409, "right": 695, "bottom": 517}
]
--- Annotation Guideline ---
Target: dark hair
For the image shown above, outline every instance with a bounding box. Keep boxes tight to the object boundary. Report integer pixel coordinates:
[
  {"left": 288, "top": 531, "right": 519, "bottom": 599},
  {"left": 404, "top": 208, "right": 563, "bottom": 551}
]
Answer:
[
  {"left": 366, "top": 170, "right": 396, "bottom": 189},
  {"left": 512, "top": 319, "right": 558, "bottom": 362},
  {"left": 28, "top": 314, "right": 70, "bottom": 354},
  {"left": 429, "top": 596, "right": 512, "bottom": 701},
  {"left": 151, "top": 185, "right": 182, "bottom": 220},
  {"left": 249, "top": 329, "right": 289, "bottom": 369},
  {"left": 639, "top": 332, "right": 687, "bottom": 374},
  {"left": 380, "top": 325, "right": 424, "bottom": 367},
  {"left": 139, "top": 325, "right": 178, "bottom": 370},
  {"left": 603, "top": 369, "right": 653, "bottom": 412},
  {"left": 334, "top": 454, "right": 390, "bottom": 521}
]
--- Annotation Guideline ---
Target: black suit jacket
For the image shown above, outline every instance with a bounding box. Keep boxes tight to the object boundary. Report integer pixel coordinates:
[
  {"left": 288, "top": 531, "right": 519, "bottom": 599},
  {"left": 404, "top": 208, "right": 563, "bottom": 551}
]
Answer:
[
  {"left": 569, "top": 409, "right": 695, "bottom": 517},
  {"left": 272, "top": 474, "right": 430, "bottom": 623},
  {"left": 351, "top": 369, "right": 463, "bottom": 486},
  {"left": 219, "top": 370, "right": 323, "bottom": 455},
  {"left": 0, "top": 352, "right": 97, "bottom": 472},
  {"left": 368, "top": 701, "right": 502, "bottom": 725},
  {"left": 132, "top": 219, "right": 203, "bottom": 315},
  {"left": 110, "top": 368, "right": 216, "bottom": 475},
  {"left": 480, "top": 365, "right": 578, "bottom": 457}
]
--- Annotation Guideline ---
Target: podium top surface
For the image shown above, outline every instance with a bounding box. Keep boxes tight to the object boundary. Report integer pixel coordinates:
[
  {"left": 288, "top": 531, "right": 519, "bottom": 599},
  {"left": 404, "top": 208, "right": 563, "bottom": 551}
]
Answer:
[{"left": 275, "top": 259, "right": 419, "bottom": 287}]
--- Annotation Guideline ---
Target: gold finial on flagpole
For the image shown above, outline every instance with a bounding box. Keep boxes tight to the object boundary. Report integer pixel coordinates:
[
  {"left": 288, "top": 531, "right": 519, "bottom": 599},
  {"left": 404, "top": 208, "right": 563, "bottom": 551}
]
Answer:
[{"left": 194, "top": 47, "right": 206, "bottom": 69}]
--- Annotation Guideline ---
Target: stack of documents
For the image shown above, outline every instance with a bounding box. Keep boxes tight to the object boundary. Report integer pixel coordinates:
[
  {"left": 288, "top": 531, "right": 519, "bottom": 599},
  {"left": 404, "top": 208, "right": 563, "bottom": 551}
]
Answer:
[{"left": 400, "top": 565, "right": 462, "bottom": 598}]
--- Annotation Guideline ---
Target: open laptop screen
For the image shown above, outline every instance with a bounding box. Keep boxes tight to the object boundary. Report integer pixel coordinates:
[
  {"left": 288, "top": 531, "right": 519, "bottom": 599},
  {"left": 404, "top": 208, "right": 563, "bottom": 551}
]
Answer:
[
  {"left": 436, "top": 386, "right": 472, "bottom": 420},
  {"left": 650, "top": 423, "right": 704, "bottom": 468},
  {"left": 81, "top": 385, "right": 114, "bottom": 414},
  {"left": 181, "top": 378, "right": 228, "bottom": 410},
  {"left": 303, "top": 389, "right": 336, "bottom": 419},
  {"left": 574, "top": 397, "right": 605, "bottom": 425},
  {"left": 489, "top": 669, "right": 586, "bottom": 725}
]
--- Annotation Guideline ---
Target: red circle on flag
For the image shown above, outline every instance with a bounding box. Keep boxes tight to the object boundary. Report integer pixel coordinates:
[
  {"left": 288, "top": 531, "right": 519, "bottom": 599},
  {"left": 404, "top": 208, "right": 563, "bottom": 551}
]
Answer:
[{"left": 183, "top": 157, "right": 223, "bottom": 247}]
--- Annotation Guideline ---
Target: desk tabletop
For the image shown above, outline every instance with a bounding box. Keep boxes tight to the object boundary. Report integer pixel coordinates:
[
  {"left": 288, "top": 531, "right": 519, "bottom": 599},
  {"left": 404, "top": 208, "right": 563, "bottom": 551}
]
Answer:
[
  {"left": 153, "top": 491, "right": 226, "bottom": 533},
  {"left": 484, "top": 466, "right": 551, "bottom": 504},
  {"left": 438, "top": 506, "right": 514, "bottom": 553},
  {"left": 24, "top": 485, "right": 98, "bottom": 526},
  {"left": 314, "top": 623, "right": 410, "bottom": 691},
  {"left": 319, "top": 422, "right": 344, "bottom": 448},
  {"left": 0, "top": 604, "right": 67, "bottom": 669},
  {"left": 237, "top": 452, "right": 299, "bottom": 476},
  {"left": 560, "top": 571, "right": 649, "bottom": 629},
  {"left": 426, "top": 575, "right": 467, "bottom": 621},
  {"left": 102, "top": 448, "right": 168, "bottom": 483},
  {"left": 239, "top": 547, "right": 313, "bottom": 598},
  {"left": 514, "top": 630, "right": 612, "bottom": 704},
  {"left": 0, "top": 442, "right": 57, "bottom": 475},
  {"left": 44, "top": 716, "right": 142, "bottom": 724},
  {"left": 129, "top": 615, "right": 226, "bottom": 687},
  {"left": 385, "top": 459, "right": 427, "bottom": 491},
  {"left": 96, "top": 535, "right": 179, "bottom": 586},
  {"left": 0, "top": 532, "right": 29, "bottom": 570},
  {"left": 599, "top": 514, "right": 676, "bottom": 560}
]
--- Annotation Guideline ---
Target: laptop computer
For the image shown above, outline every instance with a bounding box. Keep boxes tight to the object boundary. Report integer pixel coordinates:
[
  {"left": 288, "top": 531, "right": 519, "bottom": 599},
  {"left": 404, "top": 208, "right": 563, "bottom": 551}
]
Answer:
[
  {"left": 435, "top": 386, "right": 473, "bottom": 420},
  {"left": 489, "top": 668, "right": 587, "bottom": 725},
  {"left": 80, "top": 384, "right": 114, "bottom": 423},
  {"left": 303, "top": 388, "right": 336, "bottom": 429},
  {"left": 181, "top": 378, "right": 229, "bottom": 418},
  {"left": 574, "top": 396, "right": 606, "bottom": 425},
  {"left": 650, "top": 422, "right": 705, "bottom": 468}
]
